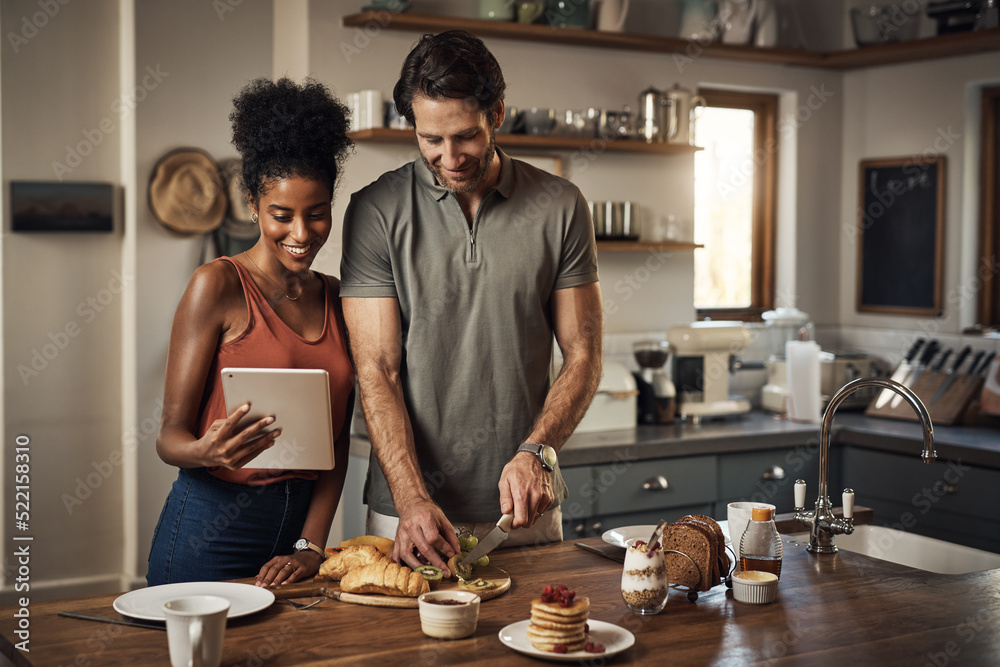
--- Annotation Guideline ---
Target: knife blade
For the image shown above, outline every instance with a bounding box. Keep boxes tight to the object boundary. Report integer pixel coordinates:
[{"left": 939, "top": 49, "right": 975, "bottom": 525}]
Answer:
[
  {"left": 58, "top": 611, "right": 166, "bottom": 631},
  {"left": 574, "top": 542, "right": 625, "bottom": 563},
  {"left": 891, "top": 340, "right": 941, "bottom": 407},
  {"left": 460, "top": 513, "right": 514, "bottom": 568},
  {"left": 875, "top": 338, "right": 924, "bottom": 408},
  {"left": 929, "top": 345, "right": 972, "bottom": 404}
]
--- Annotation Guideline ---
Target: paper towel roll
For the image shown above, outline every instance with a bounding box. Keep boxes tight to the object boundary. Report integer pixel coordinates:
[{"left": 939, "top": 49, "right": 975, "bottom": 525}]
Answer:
[{"left": 786, "top": 340, "right": 821, "bottom": 423}]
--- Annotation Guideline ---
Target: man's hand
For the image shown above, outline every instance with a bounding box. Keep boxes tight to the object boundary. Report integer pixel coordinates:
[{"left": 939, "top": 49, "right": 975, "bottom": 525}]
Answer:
[
  {"left": 499, "top": 452, "right": 554, "bottom": 529},
  {"left": 392, "top": 498, "right": 462, "bottom": 577}
]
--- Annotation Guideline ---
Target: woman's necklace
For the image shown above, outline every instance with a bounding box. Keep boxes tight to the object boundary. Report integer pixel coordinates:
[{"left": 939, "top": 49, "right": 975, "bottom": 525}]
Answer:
[{"left": 243, "top": 251, "right": 302, "bottom": 301}]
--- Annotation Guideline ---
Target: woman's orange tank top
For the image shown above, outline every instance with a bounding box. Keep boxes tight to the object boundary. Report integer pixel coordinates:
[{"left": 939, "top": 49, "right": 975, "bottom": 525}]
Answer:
[{"left": 198, "top": 256, "right": 354, "bottom": 485}]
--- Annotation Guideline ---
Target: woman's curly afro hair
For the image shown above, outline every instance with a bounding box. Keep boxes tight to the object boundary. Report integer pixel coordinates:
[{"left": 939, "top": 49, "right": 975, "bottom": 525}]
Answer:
[{"left": 230, "top": 77, "right": 352, "bottom": 206}]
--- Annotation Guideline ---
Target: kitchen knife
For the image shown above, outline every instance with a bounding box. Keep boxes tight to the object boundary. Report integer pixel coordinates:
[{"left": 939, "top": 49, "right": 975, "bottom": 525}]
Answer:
[
  {"left": 459, "top": 513, "right": 514, "bottom": 568},
  {"left": 875, "top": 338, "right": 924, "bottom": 408},
  {"left": 891, "top": 340, "right": 941, "bottom": 407},
  {"left": 929, "top": 345, "right": 972, "bottom": 404},
  {"left": 574, "top": 542, "right": 626, "bottom": 563},
  {"left": 968, "top": 350, "right": 997, "bottom": 385},
  {"left": 57, "top": 611, "right": 165, "bottom": 631}
]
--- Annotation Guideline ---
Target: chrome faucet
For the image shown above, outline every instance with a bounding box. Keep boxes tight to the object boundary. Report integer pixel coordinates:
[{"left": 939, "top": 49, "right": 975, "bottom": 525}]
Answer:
[{"left": 793, "top": 377, "right": 935, "bottom": 554}]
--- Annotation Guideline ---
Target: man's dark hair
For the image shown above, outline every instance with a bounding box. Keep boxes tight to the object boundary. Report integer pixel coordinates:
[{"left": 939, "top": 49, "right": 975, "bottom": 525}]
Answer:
[
  {"left": 392, "top": 30, "right": 506, "bottom": 127},
  {"left": 230, "top": 77, "right": 352, "bottom": 205}
]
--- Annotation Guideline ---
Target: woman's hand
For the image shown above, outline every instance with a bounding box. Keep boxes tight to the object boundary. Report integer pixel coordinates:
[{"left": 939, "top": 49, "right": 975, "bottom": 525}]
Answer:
[
  {"left": 197, "top": 403, "right": 280, "bottom": 469},
  {"left": 255, "top": 549, "right": 325, "bottom": 587}
]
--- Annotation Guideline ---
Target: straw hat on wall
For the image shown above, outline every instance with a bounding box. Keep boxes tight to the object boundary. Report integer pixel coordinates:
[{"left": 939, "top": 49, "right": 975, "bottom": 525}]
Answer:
[{"left": 148, "top": 148, "right": 227, "bottom": 235}]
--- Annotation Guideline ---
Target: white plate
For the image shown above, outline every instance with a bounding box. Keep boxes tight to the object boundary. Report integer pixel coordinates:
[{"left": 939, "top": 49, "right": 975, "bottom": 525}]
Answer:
[
  {"left": 603, "top": 524, "right": 731, "bottom": 548},
  {"left": 499, "top": 619, "right": 634, "bottom": 662},
  {"left": 114, "top": 582, "right": 275, "bottom": 621}
]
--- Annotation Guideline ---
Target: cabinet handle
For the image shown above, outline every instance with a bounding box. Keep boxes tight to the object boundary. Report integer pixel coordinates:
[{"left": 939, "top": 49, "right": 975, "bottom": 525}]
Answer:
[
  {"left": 933, "top": 480, "right": 958, "bottom": 495},
  {"left": 574, "top": 523, "right": 586, "bottom": 537},
  {"left": 761, "top": 466, "right": 786, "bottom": 481},
  {"left": 642, "top": 475, "right": 669, "bottom": 491},
  {"left": 591, "top": 521, "right": 603, "bottom": 533}
]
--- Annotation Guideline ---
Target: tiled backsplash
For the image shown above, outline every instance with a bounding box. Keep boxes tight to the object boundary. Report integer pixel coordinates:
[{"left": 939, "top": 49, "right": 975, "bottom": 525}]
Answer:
[{"left": 604, "top": 327, "right": 1000, "bottom": 409}]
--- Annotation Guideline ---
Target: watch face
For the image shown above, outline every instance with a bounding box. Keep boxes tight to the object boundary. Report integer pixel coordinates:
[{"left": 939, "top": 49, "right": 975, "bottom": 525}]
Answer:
[
  {"left": 294, "top": 538, "right": 308, "bottom": 551},
  {"left": 540, "top": 445, "right": 557, "bottom": 470}
]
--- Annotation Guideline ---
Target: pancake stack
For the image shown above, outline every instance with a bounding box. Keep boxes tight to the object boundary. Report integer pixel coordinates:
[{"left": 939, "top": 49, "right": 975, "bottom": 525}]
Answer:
[{"left": 527, "top": 594, "right": 590, "bottom": 653}]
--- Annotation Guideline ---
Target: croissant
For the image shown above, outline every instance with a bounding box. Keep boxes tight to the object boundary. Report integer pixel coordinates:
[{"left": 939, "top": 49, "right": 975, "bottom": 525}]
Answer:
[
  {"left": 317, "top": 544, "right": 388, "bottom": 581},
  {"left": 339, "top": 559, "right": 430, "bottom": 597}
]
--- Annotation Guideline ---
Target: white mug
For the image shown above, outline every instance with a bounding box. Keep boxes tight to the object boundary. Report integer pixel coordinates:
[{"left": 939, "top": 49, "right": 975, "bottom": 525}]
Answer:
[
  {"left": 727, "top": 501, "right": 776, "bottom": 561},
  {"left": 162, "top": 595, "right": 230, "bottom": 667}
]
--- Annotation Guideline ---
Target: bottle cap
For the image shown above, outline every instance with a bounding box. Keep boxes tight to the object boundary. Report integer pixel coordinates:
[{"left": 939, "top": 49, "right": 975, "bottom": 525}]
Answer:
[{"left": 751, "top": 507, "right": 773, "bottom": 521}]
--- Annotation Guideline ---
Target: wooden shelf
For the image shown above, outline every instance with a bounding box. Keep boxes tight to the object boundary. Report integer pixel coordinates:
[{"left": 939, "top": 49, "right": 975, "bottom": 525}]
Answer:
[
  {"left": 342, "top": 11, "right": 1000, "bottom": 70},
  {"left": 348, "top": 127, "right": 701, "bottom": 154},
  {"left": 596, "top": 240, "right": 702, "bottom": 252}
]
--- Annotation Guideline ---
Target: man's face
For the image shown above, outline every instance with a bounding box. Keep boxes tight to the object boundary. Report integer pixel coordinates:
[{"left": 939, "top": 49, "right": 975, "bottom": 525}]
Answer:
[{"left": 412, "top": 95, "right": 503, "bottom": 195}]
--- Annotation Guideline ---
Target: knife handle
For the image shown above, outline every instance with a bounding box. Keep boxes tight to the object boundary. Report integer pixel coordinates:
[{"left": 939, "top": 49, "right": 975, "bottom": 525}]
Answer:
[{"left": 497, "top": 513, "right": 514, "bottom": 532}]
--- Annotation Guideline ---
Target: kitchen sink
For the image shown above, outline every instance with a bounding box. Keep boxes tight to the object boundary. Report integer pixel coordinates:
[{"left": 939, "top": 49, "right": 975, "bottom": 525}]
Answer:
[{"left": 786, "top": 525, "right": 1000, "bottom": 575}]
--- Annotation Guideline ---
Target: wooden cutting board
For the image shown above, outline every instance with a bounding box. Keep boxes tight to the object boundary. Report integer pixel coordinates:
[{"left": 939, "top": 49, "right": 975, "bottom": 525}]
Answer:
[
  {"left": 326, "top": 564, "right": 510, "bottom": 609},
  {"left": 234, "top": 565, "right": 511, "bottom": 609}
]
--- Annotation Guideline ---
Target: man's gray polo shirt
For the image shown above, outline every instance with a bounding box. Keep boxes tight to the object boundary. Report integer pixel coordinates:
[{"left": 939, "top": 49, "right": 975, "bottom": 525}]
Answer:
[{"left": 341, "top": 148, "right": 599, "bottom": 523}]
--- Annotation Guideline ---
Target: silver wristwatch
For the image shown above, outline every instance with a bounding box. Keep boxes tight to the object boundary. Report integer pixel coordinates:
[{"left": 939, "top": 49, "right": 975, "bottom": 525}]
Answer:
[
  {"left": 294, "top": 538, "right": 326, "bottom": 559},
  {"left": 517, "top": 441, "right": 557, "bottom": 472}
]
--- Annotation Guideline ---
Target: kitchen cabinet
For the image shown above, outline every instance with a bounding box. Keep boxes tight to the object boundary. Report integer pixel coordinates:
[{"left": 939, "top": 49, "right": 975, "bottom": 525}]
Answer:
[
  {"left": 561, "top": 442, "right": 824, "bottom": 539},
  {"left": 342, "top": 11, "right": 1000, "bottom": 70},
  {"left": 842, "top": 446, "right": 1000, "bottom": 553}
]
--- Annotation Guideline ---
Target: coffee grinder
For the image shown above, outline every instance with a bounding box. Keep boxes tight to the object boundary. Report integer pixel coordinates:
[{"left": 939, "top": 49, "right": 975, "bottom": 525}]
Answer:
[
  {"left": 632, "top": 340, "right": 675, "bottom": 424},
  {"left": 667, "top": 322, "right": 752, "bottom": 422},
  {"left": 760, "top": 308, "right": 814, "bottom": 414}
]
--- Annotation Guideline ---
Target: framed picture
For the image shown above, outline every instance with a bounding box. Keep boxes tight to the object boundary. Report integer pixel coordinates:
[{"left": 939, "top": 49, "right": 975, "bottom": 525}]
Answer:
[
  {"left": 856, "top": 156, "right": 945, "bottom": 316},
  {"left": 10, "top": 181, "right": 115, "bottom": 233}
]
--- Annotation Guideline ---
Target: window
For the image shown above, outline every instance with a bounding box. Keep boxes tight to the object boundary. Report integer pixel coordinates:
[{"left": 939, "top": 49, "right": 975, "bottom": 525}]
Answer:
[{"left": 694, "top": 90, "right": 778, "bottom": 321}]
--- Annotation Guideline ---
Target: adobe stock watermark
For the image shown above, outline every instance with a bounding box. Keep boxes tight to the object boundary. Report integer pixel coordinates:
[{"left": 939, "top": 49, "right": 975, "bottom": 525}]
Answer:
[
  {"left": 17, "top": 268, "right": 134, "bottom": 386},
  {"left": 6, "top": 0, "right": 72, "bottom": 55},
  {"left": 61, "top": 398, "right": 163, "bottom": 515},
  {"left": 340, "top": 6, "right": 404, "bottom": 63},
  {"left": 51, "top": 64, "right": 170, "bottom": 180}
]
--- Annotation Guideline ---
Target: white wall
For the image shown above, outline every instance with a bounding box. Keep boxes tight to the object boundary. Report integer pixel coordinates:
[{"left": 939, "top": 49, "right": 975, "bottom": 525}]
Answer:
[
  {"left": 2, "top": 0, "right": 999, "bottom": 602},
  {"left": 2, "top": 0, "right": 126, "bottom": 601}
]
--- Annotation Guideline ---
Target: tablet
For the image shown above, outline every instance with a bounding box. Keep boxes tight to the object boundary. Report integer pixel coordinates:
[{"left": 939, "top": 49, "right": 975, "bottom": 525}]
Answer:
[{"left": 220, "top": 367, "right": 335, "bottom": 470}]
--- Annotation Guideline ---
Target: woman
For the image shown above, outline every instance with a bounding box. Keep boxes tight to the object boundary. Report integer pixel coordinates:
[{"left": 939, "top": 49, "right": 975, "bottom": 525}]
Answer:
[{"left": 147, "top": 78, "right": 354, "bottom": 587}]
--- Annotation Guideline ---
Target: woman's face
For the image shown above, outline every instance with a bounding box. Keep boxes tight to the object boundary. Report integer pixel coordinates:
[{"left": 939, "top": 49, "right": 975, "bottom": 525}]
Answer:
[{"left": 252, "top": 175, "right": 332, "bottom": 274}]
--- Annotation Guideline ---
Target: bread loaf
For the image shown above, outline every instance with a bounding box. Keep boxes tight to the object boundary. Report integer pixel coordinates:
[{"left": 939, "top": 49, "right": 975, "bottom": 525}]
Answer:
[
  {"left": 339, "top": 559, "right": 430, "bottom": 597},
  {"left": 316, "top": 544, "right": 388, "bottom": 581}
]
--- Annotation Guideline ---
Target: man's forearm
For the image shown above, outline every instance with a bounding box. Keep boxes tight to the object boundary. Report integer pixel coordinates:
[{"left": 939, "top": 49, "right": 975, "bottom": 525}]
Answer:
[
  {"left": 525, "top": 349, "right": 602, "bottom": 451},
  {"left": 357, "top": 367, "right": 432, "bottom": 506}
]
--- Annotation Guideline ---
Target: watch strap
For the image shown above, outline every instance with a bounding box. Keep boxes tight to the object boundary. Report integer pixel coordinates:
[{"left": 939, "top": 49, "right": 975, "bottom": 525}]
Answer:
[{"left": 517, "top": 441, "right": 555, "bottom": 471}]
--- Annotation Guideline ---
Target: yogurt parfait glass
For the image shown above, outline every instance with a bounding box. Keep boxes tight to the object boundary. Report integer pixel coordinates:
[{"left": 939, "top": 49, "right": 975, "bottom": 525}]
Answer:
[{"left": 621, "top": 539, "right": 668, "bottom": 615}]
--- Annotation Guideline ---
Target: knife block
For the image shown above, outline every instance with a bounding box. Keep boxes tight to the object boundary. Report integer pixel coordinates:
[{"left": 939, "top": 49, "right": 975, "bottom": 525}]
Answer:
[{"left": 864, "top": 371, "right": 984, "bottom": 426}]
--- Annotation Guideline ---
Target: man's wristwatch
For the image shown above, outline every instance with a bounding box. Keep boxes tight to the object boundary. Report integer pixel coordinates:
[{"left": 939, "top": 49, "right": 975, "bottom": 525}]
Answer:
[
  {"left": 517, "top": 442, "right": 557, "bottom": 472},
  {"left": 294, "top": 538, "right": 326, "bottom": 559}
]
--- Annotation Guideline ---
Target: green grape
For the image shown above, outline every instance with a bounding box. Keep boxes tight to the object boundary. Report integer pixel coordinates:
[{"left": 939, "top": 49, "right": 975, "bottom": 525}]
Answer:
[
  {"left": 473, "top": 554, "right": 489, "bottom": 568},
  {"left": 458, "top": 536, "right": 471, "bottom": 551},
  {"left": 465, "top": 535, "right": 479, "bottom": 550}
]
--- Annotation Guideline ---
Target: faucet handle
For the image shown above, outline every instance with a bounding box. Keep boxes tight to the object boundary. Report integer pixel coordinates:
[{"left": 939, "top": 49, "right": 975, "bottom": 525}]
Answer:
[
  {"left": 842, "top": 488, "right": 854, "bottom": 519},
  {"left": 794, "top": 479, "right": 807, "bottom": 509}
]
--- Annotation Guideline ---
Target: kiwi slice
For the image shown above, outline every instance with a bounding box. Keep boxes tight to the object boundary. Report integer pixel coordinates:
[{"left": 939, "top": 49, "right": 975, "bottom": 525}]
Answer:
[
  {"left": 458, "top": 577, "right": 497, "bottom": 591},
  {"left": 415, "top": 565, "right": 443, "bottom": 589},
  {"left": 447, "top": 554, "right": 474, "bottom": 581}
]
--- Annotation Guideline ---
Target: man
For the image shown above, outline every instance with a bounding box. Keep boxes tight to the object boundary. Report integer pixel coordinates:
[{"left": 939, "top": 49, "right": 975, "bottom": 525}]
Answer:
[{"left": 341, "top": 30, "right": 603, "bottom": 576}]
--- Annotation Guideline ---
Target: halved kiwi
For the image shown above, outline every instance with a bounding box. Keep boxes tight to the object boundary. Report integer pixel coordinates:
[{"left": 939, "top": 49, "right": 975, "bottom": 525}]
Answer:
[
  {"left": 447, "top": 554, "right": 473, "bottom": 581},
  {"left": 415, "top": 565, "right": 443, "bottom": 589}
]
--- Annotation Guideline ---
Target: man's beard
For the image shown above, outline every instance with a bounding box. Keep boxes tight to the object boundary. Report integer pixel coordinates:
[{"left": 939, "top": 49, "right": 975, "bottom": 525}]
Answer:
[{"left": 422, "top": 130, "right": 497, "bottom": 194}]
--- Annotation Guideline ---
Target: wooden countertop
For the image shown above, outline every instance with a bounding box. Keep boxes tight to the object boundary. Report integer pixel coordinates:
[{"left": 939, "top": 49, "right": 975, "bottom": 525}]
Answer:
[{"left": 3, "top": 536, "right": 999, "bottom": 666}]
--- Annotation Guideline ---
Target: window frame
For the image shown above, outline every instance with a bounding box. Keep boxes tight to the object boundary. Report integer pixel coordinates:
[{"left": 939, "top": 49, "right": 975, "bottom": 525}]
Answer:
[
  {"left": 694, "top": 89, "right": 779, "bottom": 322},
  {"left": 977, "top": 85, "right": 1000, "bottom": 327}
]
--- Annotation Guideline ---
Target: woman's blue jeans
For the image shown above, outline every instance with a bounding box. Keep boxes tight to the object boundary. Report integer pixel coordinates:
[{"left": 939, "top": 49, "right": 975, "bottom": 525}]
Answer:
[{"left": 147, "top": 467, "right": 314, "bottom": 585}]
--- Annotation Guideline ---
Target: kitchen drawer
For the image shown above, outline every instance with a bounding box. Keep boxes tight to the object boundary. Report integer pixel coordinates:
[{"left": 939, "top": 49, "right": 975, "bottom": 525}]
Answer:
[
  {"left": 562, "top": 505, "right": 716, "bottom": 540},
  {"left": 843, "top": 447, "right": 1000, "bottom": 522},
  {"left": 716, "top": 445, "right": 827, "bottom": 516},
  {"left": 592, "top": 455, "right": 717, "bottom": 516},
  {"left": 560, "top": 465, "right": 597, "bottom": 523}
]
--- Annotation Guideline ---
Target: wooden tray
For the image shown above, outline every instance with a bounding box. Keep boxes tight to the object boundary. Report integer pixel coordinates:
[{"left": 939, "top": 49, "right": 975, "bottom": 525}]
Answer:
[{"left": 324, "top": 564, "right": 511, "bottom": 608}]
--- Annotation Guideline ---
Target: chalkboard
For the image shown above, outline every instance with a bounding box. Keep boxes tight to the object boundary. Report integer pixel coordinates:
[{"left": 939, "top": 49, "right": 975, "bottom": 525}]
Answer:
[{"left": 856, "top": 156, "right": 945, "bottom": 316}]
